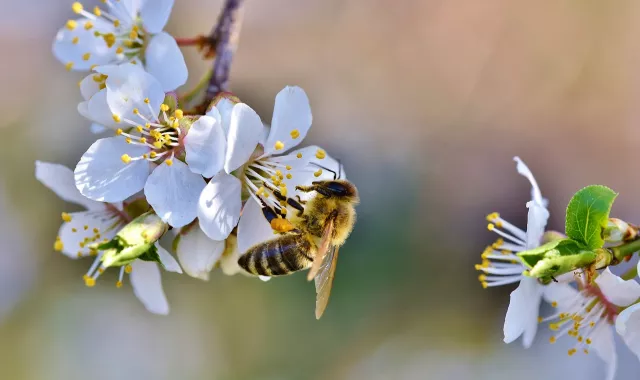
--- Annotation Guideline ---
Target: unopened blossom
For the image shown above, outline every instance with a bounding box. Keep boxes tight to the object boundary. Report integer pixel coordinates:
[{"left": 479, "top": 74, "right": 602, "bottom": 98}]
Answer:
[
  {"left": 542, "top": 269, "right": 640, "bottom": 380},
  {"left": 197, "top": 86, "right": 339, "bottom": 245},
  {"left": 53, "top": 0, "right": 187, "bottom": 91},
  {"left": 36, "top": 161, "right": 181, "bottom": 314},
  {"left": 476, "top": 157, "right": 551, "bottom": 347},
  {"left": 74, "top": 63, "right": 215, "bottom": 228}
]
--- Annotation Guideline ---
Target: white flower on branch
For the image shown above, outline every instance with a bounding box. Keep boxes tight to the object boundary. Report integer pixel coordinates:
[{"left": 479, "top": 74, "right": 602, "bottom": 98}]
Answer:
[
  {"left": 53, "top": 0, "right": 187, "bottom": 91},
  {"left": 36, "top": 161, "right": 181, "bottom": 315}
]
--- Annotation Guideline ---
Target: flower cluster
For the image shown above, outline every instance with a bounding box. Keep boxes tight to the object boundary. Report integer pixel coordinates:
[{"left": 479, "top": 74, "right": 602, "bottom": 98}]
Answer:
[
  {"left": 40, "top": 1, "right": 341, "bottom": 315},
  {"left": 477, "top": 157, "right": 640, "bottom": 379}
]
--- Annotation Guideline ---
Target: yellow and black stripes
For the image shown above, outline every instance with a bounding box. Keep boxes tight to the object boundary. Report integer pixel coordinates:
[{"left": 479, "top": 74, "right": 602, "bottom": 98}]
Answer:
[{"left": 238, "top": 234, "right": 315, "bottom": 276}]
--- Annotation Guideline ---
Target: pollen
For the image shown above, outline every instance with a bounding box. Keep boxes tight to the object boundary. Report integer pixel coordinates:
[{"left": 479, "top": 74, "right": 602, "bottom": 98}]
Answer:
[
  {"left": 125, "top": 137, "right": 132, "bottom": 144},
  {"left": 567, "top": 348, "right": 577, "bottom": 356},
  {"left": 103, "top": 33, "right": 116, "bottom": 47},
  {"left": 82, "top": 52, "right": 91, "bottom": 61},
  {"left": 160, "top": 103, "right": 170, "bottom": 112},
  {"left": 315, "top": 149, "right": 326, "bottom": 159},
  {"left": 72, "top": 2, "right": 83, "bottom": 13},
  {"left": 279, "top": 186, "right": 287, "bottom": 197},
  {"left": 84, "top": 21, "right": 93, "bottom": 30},
  {"left": 174, "top": 109, "right": 183, "bottom": 119},
  {"left": 274, "top": 141, "right": 285, "bottom": 150},
  {"left": 314, "top": 169, "right": 323, "bottom": 177},
  {"left": 286, "top": 165, "right": 292, "bottom": 170},
  {"left": 116, "top": 46, "right": 124, "bottom": 54},
  {"left": 84, "top": 277, "right": 96, "bottom": 287},
  {"left": 586, "top": 338, "right": 592, "bottom": 345},
  {"left": 150, "top": 151, "right": 157, "bottom": 159},
  {"left": 112, "top": 114, "right": 121, "bottom": 123},
  {"left": 115, "top": 129, "right": 123, "bottom": 136},
  {"left": 549, "top": 323, "right": 559, "bottom": 331},
  {"left": 61, "top": 212, "right": 72, "bottom": 222},
  {"left": 551, "top": 301, "right": 558, "bottom": 308},
  {"left": 537, "top": 316, "right": 543, "bottom": 323},
  {"left": 66, "top": 20, "right": 77, "bottom": 30},
  {"left": 486, "top": 212, "right": 500, "bottom": 222},
  {"left": 113, "top": 19, "right": 120, "bottom": 27},
  {"left": 93, "top": 6, "right": 101, "bottom": 16},
  {"left": 165, "top": 159, "right": 174, "bottom": 166},
  {"left": 116, "top": 281, "right": 123, "bottom": 288},
  {"left": 286, "top": 173, "right": 292, "bottom": 179},
  {"left": 125, "top": 264, "right": 133, "bottom": 274},
  {"left": 290, "top": 129, "right": 300, "bottom": 139},
  {"left": 487, "top": 223, "right": 495, "bottom": 231},
  {"left": 133, "top": 108, "right": 139, "bottom": 115},
  {"left": 549, "top": 336, "right": 556, "bottom": 344},
  {"left": 65, "top": 62, "right": 74, "bottom": 71},
  {"left": 583, "top": 349, "right": 589, "bottom": 354},
  {"left": 54, "top": 238, "right": 64, "bottom": 252},
  {"left": 296, "top": 152, "right": 302, "bottom": 159},
  {"left": 121, "top": 154, "right": 131, "bottom": 164},
  {"left": 129, "top": 30, "right": 138, "bottom": 40},
  {"left": 72, "top": 36, "right": 79, "bottom": 44}
]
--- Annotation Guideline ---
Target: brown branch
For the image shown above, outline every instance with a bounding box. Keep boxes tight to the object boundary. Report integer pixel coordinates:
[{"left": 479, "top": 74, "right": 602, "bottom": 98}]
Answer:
[{"left": 202, "top": 0, "right": 245, "bottom": 107}]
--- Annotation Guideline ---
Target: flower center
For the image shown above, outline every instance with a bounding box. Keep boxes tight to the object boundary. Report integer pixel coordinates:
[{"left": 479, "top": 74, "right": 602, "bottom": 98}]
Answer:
[
  {"left": 116, "top": 103, "right": 185, "bottom": 166},
  {"left": 242, "top": 157, "right": 294, "bottom": 215},
  {"left": 543, "top": 280, "right": 617, "bottom": 356}
]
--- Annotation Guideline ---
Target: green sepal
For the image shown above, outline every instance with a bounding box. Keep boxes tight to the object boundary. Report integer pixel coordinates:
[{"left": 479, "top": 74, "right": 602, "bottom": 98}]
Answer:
[
  {"left": 565, "top": 185, "right": 618, "bottom": 249},
  {"left": 138, "top": 244, "right": 161, "bottom": 263},
  {"left": 163, "top": 93, "right": 178, "bottom": 113},
  {"left": 518, "top": 238, "right": 596, "bottom": 281},
  {"left": 124, "top": 198, "right": 150, "bottom": 221}
]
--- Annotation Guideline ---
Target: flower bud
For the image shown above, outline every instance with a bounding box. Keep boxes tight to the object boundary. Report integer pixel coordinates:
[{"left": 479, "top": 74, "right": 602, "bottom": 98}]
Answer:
[{"left": 603, "top": 218, "right": 638, "bottom": 243}]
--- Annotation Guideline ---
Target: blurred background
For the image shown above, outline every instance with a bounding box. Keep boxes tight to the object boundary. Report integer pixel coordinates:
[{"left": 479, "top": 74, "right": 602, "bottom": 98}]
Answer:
[{"left": 2, "top": 0, "right": 640, "bottom": 379}]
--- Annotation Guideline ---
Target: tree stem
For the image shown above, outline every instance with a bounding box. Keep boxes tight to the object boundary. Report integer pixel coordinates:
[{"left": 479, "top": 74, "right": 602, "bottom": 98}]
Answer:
[
  {"left": 203, "top": 0, "right": 245, "bottom": 106},
  {"left": 610, "top": 238, "right": 640, "bottom": 262}
]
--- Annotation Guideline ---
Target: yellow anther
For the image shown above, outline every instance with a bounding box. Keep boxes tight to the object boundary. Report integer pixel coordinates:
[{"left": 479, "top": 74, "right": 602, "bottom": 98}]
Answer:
[
  {"left": 501, "top": 249, "right": 511, "bottom": 255},
  {"left": 577, "top": 336, "right": 583, "bottom": 342},
  {"left": 72, "top": 2, "right": 83, "bottom": 13},
  {"left": 487, "top": 223, "right": 495, "bottom": 231},
  {"left": 583, "top": 349, "right": 589, "bottom": 354},
  {"left": 65, "top": 62, "right": 74, "bottom": 71},
  {"left": 71, "top": 228, "right": 77, "bottom": 233},
  {"left": 129, "top": 30, "right": 138, "bottom": 40},
  {"left": 93, "top": 6, "right": 101, "bottom": 16},
  {"left": 116, "top": 129, "right": 124, "bottom": 136},
  {"left": 290, "top": 129, "right": 300, "bottom": 139},
  {"left": 549, "top": 336, "right": 556, "bottom": 344},
  {"left": 116, "top": 281, "right": 123, "bottom": 288},
  {"left": 84, "top": 21, "right": 93, "bottom": 30},
  {"left": 270, "top": 175, "right": 277, "bottom": 182},
  {"left": 160, "top": 103, "right": 169, "bottom": 112},
  {"left": 153, "top": 141, "right": 163, "bottom": 149},
  {"left": 103, "top": 33, "right": 116, "bottom": 48},
  {"left": 136, "top": 125, "right": 144, "bottom": 133},
  {"left": 113, "top": 19, "right": 120, "bottom": 27},
  {"left": 125, "top": 264, "right": 132, "bottom": 274},
  {"left": 165, "top": 159, "right": 173, "bottom": 166},
  {"left": 276, "top": 170, "right": 284, "bottom": 178},
  {"left": 66, "top": 20, "right": 77, "bottom": 30},
  {"left": 586, "top": 338, "right": 592, "bottom": 345},
  {"left": 133, "top": 108, "right": 139, "bottom": 114},
  {"left": 481, "top": 282, "right": 488, "bottom": 289},
  {"left": 296, "top": 152, "right": 302, "bottom": 159},
  {"left": 77, "top": 252, "right": 83, "bottom": 258},
  {"left": 551, "top": 301, "right": 558, "bottom": 308},
  {"left": 112, "top": 114, "right": 121, "bottom": 123},
  {"left": 492, "top": 238, "right": 504, "bottom": 248},
  {"left": 61, "top": 212, "right": 72, "bottom": 222},
  {"left": 549, "top": 323, "right": 559, "bottom": 331},
  {"left": 97, "top": 267, "right": 104, "bottom": 274},
  {"left": 279, "top": 186, "right": 287, "bottom": 197},
  {"left": 567, "top": 348, "right": 577, "bottom": 356},
  {"left": 82, "top": 52, "right": 91, "bottom": 61},
  {"left": 116, "top": 46, "right": 124, "bottom": 54},
  {"left": 478, "top": 274, "right": 487, "bottom": 282},
  {"left": 124, "top": 40, "right": 134, "bottom": 48},
  {"left": 537, "top": 316, "right": 543, "bottom": 323},
  {"left": 150, "top": 151, "right": 157, "bottom": 158},
  {"left": 139, "top": 137, "right": 147, "bottom": 143},
  {"left": 274, "top": 141, "right": 285, "bottom": 150},
  {"left": 83, "top": 225, "right": 89, "bottom": 231},
  {"left": 256, "top": 186, "right": 265, "bottom": 196},
  {"left": 174, "top": 109, "right": 183, "bottom": 119},
  {"left": 72, "top": 36, "right": 79, "bottom": 44},
  {"left": 286, "top": 165, "right": 292, "bottom": 170},
  {"left": 280, "top": 208, "right": 288, "bottom": 215},
  {"left": 315, "top": 148, "right": 326, "bottom": 159},
  {"left": 91, "top": 64, "right": 99, "bottom": 71},
  {"left": 84, "top": 277, "right": 96, "bottom": 287},
  {"left": 314, "top": 169, "right": 323, "bottom": 177},
  {"left": 54, "top": 238, "right": 64, "bottom": 252},
  {"left": 172, "top": 120, "right": 180, "bottom": 129},
  {"left": 286, "top": 173, "right": 292, "bottom": 179},
  {"left": 589, "top": 322, "right": 595, "bottom": 327},
  {"left": 486, "top": 212, "right": 500, "bottom": 222},
  {"left": 125, "top": 137, "right": 132, "bottom": 144},
  {"left": 121, "top": 154, "right": 131, "bottom": 164}
]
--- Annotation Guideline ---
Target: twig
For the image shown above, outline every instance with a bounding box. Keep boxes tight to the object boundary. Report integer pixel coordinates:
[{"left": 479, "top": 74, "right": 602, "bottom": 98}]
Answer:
[{"left": 203, "top": 0, "right": 245, "bottom": 107}]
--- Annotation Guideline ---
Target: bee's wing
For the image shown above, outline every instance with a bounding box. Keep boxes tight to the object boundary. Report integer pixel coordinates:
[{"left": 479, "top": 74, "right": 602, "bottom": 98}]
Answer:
[
  {"left": 307, "top": 217, "right": 334, "bottom": 281},
  {"left": 314, "top": 245, "right": 339, "bottom": 319}
]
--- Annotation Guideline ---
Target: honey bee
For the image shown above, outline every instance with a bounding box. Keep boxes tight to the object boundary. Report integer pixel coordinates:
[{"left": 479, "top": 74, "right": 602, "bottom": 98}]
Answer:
[{"left": 238, "top": 168, "right": 359, "bottom": 319}]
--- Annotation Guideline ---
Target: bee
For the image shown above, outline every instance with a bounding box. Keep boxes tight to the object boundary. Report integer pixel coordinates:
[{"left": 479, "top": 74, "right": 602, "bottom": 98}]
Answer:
[{"left": 238, "top": 166, "right": 359, "bottom": 319}]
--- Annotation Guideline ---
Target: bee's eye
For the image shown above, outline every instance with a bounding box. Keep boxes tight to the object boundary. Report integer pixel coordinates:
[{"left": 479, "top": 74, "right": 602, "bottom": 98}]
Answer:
[{"left": 324, "top": 182, "right": 349, "bottom": 196}]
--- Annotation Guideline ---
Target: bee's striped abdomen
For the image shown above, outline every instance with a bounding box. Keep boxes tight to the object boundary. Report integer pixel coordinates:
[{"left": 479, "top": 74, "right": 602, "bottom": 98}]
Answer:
[{"left": 238, "top": 234, "right": 314, "bottom": 276}]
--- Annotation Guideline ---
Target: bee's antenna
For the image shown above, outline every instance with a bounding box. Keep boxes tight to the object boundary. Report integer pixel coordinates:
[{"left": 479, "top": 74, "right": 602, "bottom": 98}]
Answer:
[
  {"left": 309, "top": 162, "right": 337, "bottom": 180},
  {"left": 337, "top": 159, "right": 342, "bottom": 180}
]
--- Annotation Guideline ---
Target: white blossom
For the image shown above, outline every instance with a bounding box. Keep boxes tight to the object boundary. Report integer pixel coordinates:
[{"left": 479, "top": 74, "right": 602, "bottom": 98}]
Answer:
[
  {"left": 53, "top": 0, "right": 187, "bottom": 91},
  {"left": 36, "top": 161, "right": 180, "bottom": 315}
]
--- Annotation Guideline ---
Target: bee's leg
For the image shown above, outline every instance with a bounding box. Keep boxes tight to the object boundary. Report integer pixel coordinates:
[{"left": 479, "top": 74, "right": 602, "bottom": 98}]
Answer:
[
  {"left": 295, "top": 185, "right": 317, "bottom": 193},
  {"left": 295, "top": 195, "right": 307, "bottom": 205},
  {"left": 257, "top": 196, "right": 279, "bottom": 224},
  {"left": 257, "top": 196, "right": 299, "bottom": 234},
  {"left": 262, "top": 182, "right": 289, "bottom": 218},
  {"left": 287, "top": 198, "right": 305, "bottom": 216}
]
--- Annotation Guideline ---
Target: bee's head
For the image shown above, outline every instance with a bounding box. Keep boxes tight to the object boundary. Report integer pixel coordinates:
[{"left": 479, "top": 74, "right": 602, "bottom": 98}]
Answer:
[{"left": 311, "top": 180, "right": 359, "bottom": 202}]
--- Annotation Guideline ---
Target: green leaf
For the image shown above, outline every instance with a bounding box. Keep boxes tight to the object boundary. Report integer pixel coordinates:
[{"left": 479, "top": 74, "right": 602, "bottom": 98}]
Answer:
[
  {"left": 518, "top": 238, "right": 596, "bottom": 282},
  {"left": 565, "top": 185, "right": 618, "bottom": 249}
]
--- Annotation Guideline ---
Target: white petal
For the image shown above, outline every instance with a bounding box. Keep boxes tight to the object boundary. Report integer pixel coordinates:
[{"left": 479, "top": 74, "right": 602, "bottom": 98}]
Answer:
[
  {"left": 105, "top": 64, "right": 164, "bottom": 123},
  {"left": 237, "top": 198, "right": 276, "bottom": 255},
  {"left": 90, "top": 123, "right": 107, "bottom": 134},
  {"left": 52, "top": 19, "right": 117, "bottom": 71},
  {"left": 79, "top": 73, "right": 102, "bottom": 100},
  {"left": 525, "top": 201, "right": 549, "bottom": 249},
  {"left": 130, "top": 261, "right": 169, "bottom": 315},
  {"left": 144, "top": 159, "right": 206, "bottom": 228},
  {"left": 263, "top": 86, "right": 312, "bottom": 156},
  {"left": 35, "top": 161, "right": 102, "bottom": 210},
  {"left": 155, "top": 243, "right": 182, "bottom": 273},
  {"left": 513, "top": 156, "right": 547, "bottom": 207},
  {"left": 140, "top": 0, "right": 174, "bottom": 34},
  {"left": 590, "top": 324, "right": 617, "bottom": 380},
  {"left": 209, "top": 99, "right": 235, "bottom": 135},
  {"left": 75, "top": 137, "right": 150, "bottom": 202},
  {"left": 58, "top": 210, "right": 120, "bottom": 258},
  {"left": 81, "top": 90, "right": 119, "bottom": 129},
  {"left": 503, "top": 277, "right": 543, "bottom": 348},
  {"left": 184, "top": 113, "right": 226, "bottom": 178},
  {"left": 616, "top": 304, "right": 640, "bottom": 361},
  {"left": 259, "top": 276, "right": 271, "bottom": 282},
  {"left": 273, "top": 145, "right": 341, "bottom": 202},
  {"left": 145, "top": 32, "right": 188, "bottom": 92},
  {"left": 197, "top": 172, "right": 242, "bottom": 240},
  {"left": 595, "top": 268, "right": 640, "bottom": 307},
  {"left": 176, "top": 225, "right": 225, "bottom": 280},
  {"left": 542, "top": 281, "right": 579, "bottom": 304},
  {"left": 224, "top": 103, "right": 263, "bottom": 173},
  {"left": 219, "top": 245, "right": 242, "bottom": 276}
]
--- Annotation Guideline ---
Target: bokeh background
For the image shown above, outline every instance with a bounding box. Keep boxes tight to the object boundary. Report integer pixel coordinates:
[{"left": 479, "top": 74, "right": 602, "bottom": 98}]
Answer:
[{"left": 2, "top": 0, "right": 640, "bottom": 379}]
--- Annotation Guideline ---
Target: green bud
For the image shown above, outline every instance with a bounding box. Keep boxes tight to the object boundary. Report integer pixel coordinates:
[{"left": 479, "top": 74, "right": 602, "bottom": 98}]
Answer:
[
  {"left": 603, "top": 218, "right": 638, "bottom": 243},
  {"left": 92, "top": 212, "right": 169, "bottom": 269},
  {"left": 518, "top": 238, "right": 596, "bottom": 282}
]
